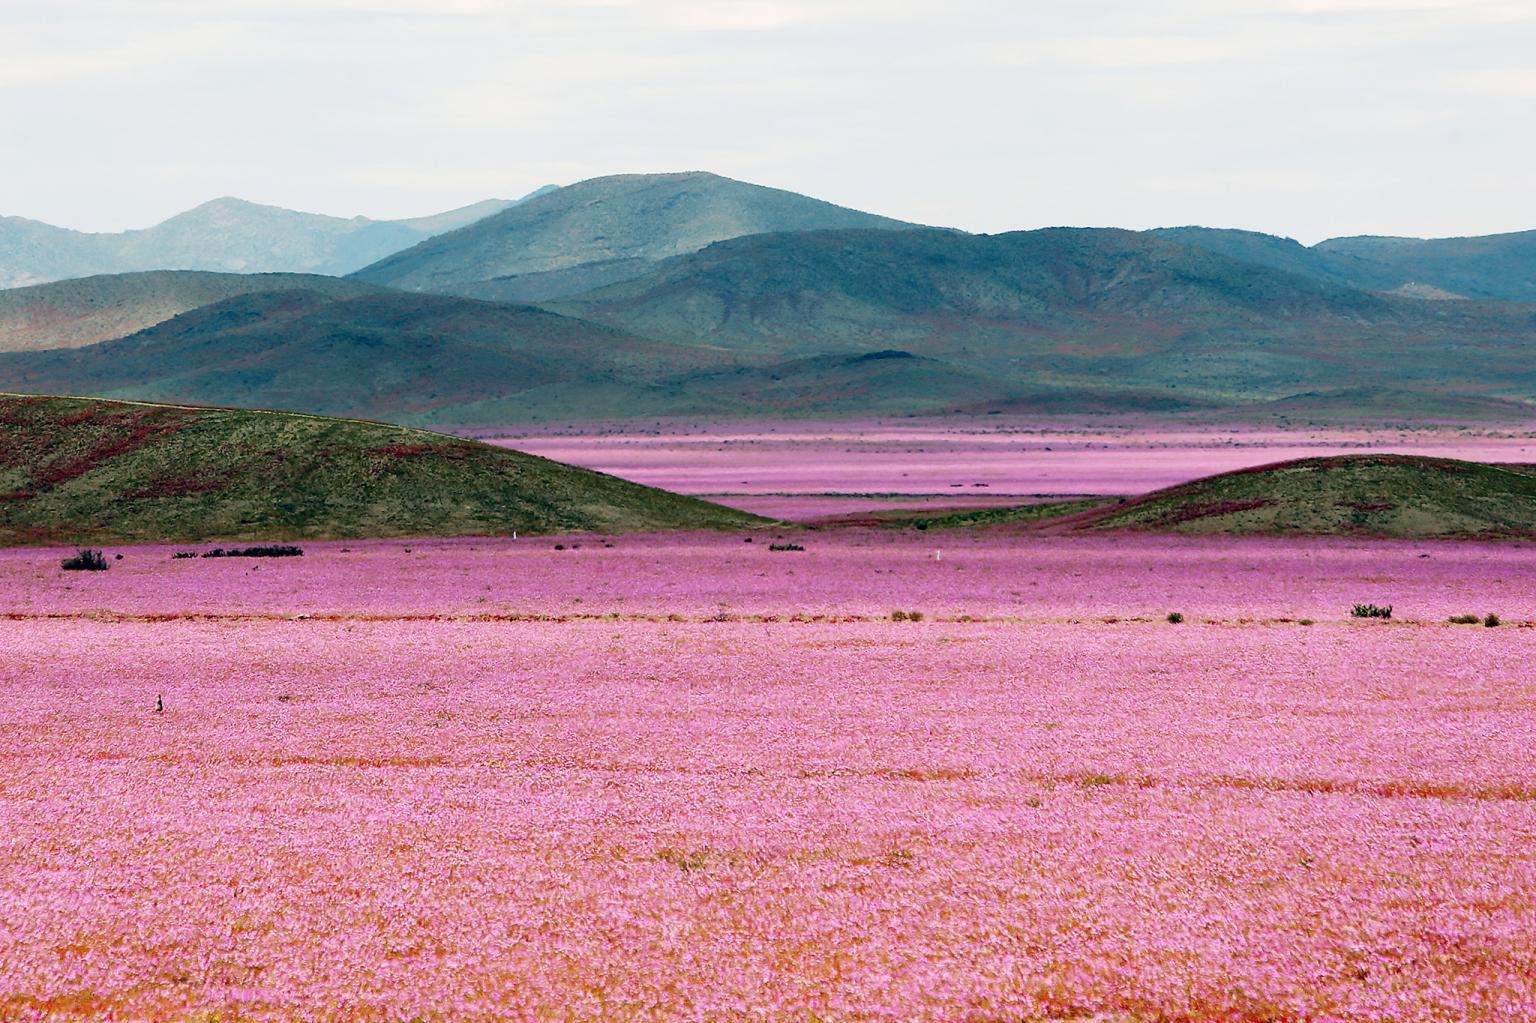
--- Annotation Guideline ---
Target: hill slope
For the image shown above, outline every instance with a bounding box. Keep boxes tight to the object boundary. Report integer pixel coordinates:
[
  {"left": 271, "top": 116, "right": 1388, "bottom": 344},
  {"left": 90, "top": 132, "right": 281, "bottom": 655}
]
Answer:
[
  {"left": 558, "top": 226, "right": 1398, "bottom": 349},
  {"left": 1155, "top": 226, "right": 1536, "bottom": 302},
  {"left": 0, "top": 289, "right": 730, "bottom": 424},
  {"left": 351, "top": 172, "right": 920, "bottom": 296},
  {"left": 7, "top": 228, "right": 1536, "bottom": 423},
  {"left": 554, "top": 226, "right": 1536, "bottom": 406},
  {"left": 0, "top": 394, "right": 762, "bottom": 545},
  {"left": 1314, "top": 231, "right": 1536, "bottom": 302},
  {"left": 0, "top": 189, "right": 551, "bottom": 289},
  {"left": 0, "top": 271, "right": 384, "bottom": 353},
  {"left": 1077, "top": 455, "right": 1536, "bottom": 537}
]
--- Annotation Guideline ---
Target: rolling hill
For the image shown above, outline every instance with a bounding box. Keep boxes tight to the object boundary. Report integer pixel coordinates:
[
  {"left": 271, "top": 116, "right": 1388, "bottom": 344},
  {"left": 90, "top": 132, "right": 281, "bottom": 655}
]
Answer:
[
  {"left": 552, "top": 226, "right": 1536, "bottom": 405},
  {"left": 0, "top": 188, "right": 553, "bottom": 289},
  {"left": 0, "top": 271, "right": 384, "bottom": 353},
  {"left": 879, "top": 455, "right": 1536, "bottom": 538},
  {"left": 0, "top": 288, "right": 735, "bottom": 424},
  {"left": 1076, "top": 454, "right": 1536, "bottom": 537},
  {"left": 351, "top": 172, "right": 921, "bottom": 297},
  {"left": 1314, "top": 231, "right": 1536, "bottom": 302},
  {"left": 556, "top": 226, "right": 1397, "bottom": 350},
  {"left": 6, "top": 226, "right": 1536, "bottom": 423},
  {"left": 1155, "top": 226, "right": 1536, "bottom": 302},
  {"left": 0, "top": 394, "right": 763, "bottom": 545}
]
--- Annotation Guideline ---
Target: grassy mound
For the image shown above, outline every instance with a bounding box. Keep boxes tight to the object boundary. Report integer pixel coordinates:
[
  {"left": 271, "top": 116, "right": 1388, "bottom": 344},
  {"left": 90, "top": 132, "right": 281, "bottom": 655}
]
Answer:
[
  {"left": 1080, "top": 454, "right": 1536, "bottom": 538},
  {"left": 0, "top": 394, "right": 765, "bottom": 545}
]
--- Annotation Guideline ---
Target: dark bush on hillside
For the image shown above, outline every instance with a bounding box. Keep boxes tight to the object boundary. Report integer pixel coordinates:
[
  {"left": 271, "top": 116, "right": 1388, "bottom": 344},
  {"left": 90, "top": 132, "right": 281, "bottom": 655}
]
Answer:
[
  {"left": 769, "top": 543, "right": 804, "bottom": 552},
  {"left": 1351, "top": 603, "right": 1393, "bottom": 619},
  {"left": 1448, "top": 614, "right": 1480, "bottom": 625},
  {"left": 1166, "top": 612, "right": 1184, "bottom": 624},
  {"left": 202, "top": 546, "right": 304, "bottom": 558},
  {"left": 1484, "top": 613, "right": 1501, "bottom": 628},
  {"left": 172, "top": 552, "right": 198, "bottom": 560},
  {"left": 61, "top": 549, "right": 109, "bottom": 571}
]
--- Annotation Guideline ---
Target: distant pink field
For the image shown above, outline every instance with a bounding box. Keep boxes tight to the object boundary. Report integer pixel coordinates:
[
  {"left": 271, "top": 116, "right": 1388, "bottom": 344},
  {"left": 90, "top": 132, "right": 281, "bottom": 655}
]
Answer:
[
  {"left": 492, "top": 421, "right": 1536, "bottom": 501},
  {"left": 4, "top": 531, "right": 1533, "bottom": 621},
  {"left": 3, "top": 534, "right": 1535, "bottom": 1020}
]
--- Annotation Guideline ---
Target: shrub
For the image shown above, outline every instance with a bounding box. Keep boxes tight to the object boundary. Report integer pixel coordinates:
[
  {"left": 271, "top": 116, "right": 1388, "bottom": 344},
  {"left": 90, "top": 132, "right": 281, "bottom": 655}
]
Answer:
[
  {"left": 172, "top": 552, "right": 198, "bottom": 559},
  {"left": 768, "top": 543, "right": 804, "bottom": 552},
  {"left": 907, "top": 610, "right": 924, "bottom": 622},
  {"left": 60, "top": 549, "right": 109, "bottom": 571},
  {"left": 1166, "top": 612, "right": 1184, "bottom": 624},
  {"left": 1351, "top": 603, "right": 1392, "bottom": 620},
  {"left": 1448, "top": 614, "right": 1481, "bottom": 625},
  {"left": 1484, "top": 613, "right": 1501, "bottom": 628},
  {"left": 202, "top": 546, "right": 304, "bottom": 559},
  {"left": 890, "top": 610, "right": 908, "bottom": 621},
  {"left": 1298, "top": 619, "right": 1315, "bottom": 626}
]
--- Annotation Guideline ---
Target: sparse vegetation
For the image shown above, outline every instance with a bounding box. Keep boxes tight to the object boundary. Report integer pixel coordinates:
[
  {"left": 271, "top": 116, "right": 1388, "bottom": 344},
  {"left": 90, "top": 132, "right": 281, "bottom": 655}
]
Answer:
[
  {"left": 1448, "top": 614, "right": 1481, "bottom": 625},
  {"left": 202, "top": 545, "right": 304, "bottom": 558},
  {"left": 769, "top": 543, "right": 804, "bottom": 551},
  {"left": 1484, "top": 613, "right": 1501, "bottom": 628},
  {"left": 1166, "top": 612, "right": 1184, "bottom": 624},
  {"left": 1352, "top": 603, "right": 1393, "bottom": 620}
]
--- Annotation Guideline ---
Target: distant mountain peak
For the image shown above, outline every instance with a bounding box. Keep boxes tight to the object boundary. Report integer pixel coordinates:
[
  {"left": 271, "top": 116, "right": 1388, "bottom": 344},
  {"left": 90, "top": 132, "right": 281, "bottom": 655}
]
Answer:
[
  {"left": 0, "top": 190, "right": 548, "bottom": 288},
  {"left": 351, "top": 170, "right": 923, "bottom": 294}
]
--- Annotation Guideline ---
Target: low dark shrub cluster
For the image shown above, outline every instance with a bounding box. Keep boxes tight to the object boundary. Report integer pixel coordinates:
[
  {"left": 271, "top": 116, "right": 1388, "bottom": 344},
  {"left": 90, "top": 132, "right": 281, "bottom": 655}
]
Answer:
[
  {"left": 202, "top": 545, "right": 304, "bottom": 559},
  {"left": 768, "top": 543, "right": 804, "bottom": 552},
  {"left": 60, "top": 549, "right": 109, "bottom": 571},
  {"left": 1166, "top": 612, "right": 1184, "bottom": 624},
  {"left": 1351, "top": 603, "right": 1393, "bottom": 620},
  {"left": 1448, "top": 614, "right": 1481, "bottom": 625},
  {"left": 889, "top": 610, "right": 925, "bottom": 622}
]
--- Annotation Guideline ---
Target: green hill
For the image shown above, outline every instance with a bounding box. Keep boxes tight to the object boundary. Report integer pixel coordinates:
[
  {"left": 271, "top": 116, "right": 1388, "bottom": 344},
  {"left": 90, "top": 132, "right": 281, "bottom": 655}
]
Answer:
[
  {"left": 553, "top": 226, "right": 1536, "bottom": 407},
  {"left": 0, "top": 289, "right": 731, "bottom": 424},
  {"left": 7, "top": 227, "right": 1536, "bottom": 424},
  {"left": 0, "top": 394, "right": 764, "bottom": 545},
  {"left": 556, "top": 226, "right": 1400, "bottom": 355},
  {"left": 1155, "top": 226, "right": 1536, "bottom": 303},
  {"left": 352, "top": 172, "right": 921, "bottom": 296},
  {"left": 0, "top": 270, "right": 384, "bottom": 353},
  {"left": 1077, "top": 455, "right": 1536, "bottom": 538},
  {"left": 1314, "top": 231, "right": 1536, "bottom": 302}
]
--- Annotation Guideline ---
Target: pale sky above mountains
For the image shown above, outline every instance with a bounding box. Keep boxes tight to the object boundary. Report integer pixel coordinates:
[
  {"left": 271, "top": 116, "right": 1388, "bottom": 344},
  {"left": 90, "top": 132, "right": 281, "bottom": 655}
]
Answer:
[{"left": 4, "top": 0, "right": 1534, "bottom": 242}]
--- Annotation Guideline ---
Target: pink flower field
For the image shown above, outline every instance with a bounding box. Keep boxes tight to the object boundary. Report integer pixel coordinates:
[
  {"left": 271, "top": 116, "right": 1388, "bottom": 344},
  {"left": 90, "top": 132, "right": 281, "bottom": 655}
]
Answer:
[
  {"left": 491, "top": 420, "right": 1536, "bottom": 502},
  {"left": 3, "top": 532, "right": 1535, "bottom": 1021}
]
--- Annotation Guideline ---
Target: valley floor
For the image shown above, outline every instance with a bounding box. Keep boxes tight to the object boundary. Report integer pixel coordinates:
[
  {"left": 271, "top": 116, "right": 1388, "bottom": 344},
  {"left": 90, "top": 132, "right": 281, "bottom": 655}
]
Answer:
[
  {"left": 489, "top": 419, "right": 1536, "bottom": 517},
  {"left": 2, "top": 532, "right": 1534, "bottom": 1021}
]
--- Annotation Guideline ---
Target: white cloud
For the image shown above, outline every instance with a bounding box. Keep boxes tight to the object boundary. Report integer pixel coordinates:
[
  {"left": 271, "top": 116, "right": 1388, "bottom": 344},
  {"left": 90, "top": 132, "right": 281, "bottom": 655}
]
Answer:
[{"left": 1455, "top": 68, "right": 1536, "bottom": 97}]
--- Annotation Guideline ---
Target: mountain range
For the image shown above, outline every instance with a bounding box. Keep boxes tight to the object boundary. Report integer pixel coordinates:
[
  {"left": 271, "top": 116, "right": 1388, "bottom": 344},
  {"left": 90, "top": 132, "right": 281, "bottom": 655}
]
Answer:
[
  {"left": 0, "top": 187, "right": 555, "bottom": 290},
  {"left": 1153, "top": 227, "right": 1536, "bottom": 302},
  {"left": 1, "top": 171, "right": 1534, "bottom": 423},
  {"left": 0, "top": 271, "right": 383, "bottom": 353}
]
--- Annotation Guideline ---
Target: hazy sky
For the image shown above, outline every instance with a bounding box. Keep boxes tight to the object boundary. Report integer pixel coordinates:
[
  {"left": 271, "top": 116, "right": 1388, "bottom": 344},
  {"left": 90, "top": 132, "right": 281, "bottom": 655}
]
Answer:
[{"left": 4, "top": 0, "right": 1534, "bottom": 241}]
